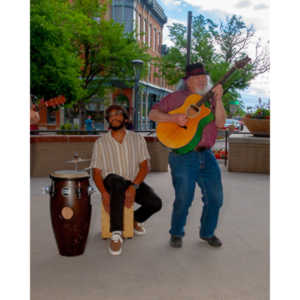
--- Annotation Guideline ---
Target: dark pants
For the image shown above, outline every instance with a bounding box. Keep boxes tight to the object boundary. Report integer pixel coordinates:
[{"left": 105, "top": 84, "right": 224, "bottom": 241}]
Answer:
[{"left": 103, "top": 174, "right": 162, "bottom": 232}]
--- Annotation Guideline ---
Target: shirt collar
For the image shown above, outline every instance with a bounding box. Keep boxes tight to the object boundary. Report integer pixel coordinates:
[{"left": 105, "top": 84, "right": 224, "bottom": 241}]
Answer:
[{"left": 109, "top": 129, "right": 128, "bottom": 142}]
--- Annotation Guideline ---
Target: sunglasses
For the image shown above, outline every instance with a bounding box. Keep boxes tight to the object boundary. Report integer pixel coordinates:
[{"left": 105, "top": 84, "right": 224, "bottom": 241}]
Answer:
[{"left": 108, "top": 110, "right": 123, "bottom": 118}]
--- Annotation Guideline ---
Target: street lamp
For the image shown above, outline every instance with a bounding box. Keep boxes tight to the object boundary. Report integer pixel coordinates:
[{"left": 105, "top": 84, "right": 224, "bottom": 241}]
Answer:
[
  {"left": 132, "top": 59, "right": 144, "bottom": 130},
  {"left": 229, "top": 100, "right": 239, "bottom": 117}
]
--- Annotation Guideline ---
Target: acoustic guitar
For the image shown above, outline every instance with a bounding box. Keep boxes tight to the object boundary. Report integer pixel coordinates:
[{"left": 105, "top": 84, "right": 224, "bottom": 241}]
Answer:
[{"left": 156, "top": 57, "right": 251, "bottom": 154}]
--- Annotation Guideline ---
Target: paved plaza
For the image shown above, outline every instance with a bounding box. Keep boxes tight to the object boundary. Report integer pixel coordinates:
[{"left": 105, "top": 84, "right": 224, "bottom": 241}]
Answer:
[{"left": 31, "top": 163, "right": 269, "bottom": 300}]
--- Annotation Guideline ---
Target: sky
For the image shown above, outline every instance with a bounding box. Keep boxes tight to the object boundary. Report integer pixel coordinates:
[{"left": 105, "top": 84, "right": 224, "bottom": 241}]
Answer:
[{"left": 157, "top": 0, "right": 270, "bottom": 109}]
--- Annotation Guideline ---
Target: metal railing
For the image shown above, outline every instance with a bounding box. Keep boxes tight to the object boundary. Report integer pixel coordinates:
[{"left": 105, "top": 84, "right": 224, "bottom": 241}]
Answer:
[{"left": 30, "top": 129, "right": 156, "bottom": 135}]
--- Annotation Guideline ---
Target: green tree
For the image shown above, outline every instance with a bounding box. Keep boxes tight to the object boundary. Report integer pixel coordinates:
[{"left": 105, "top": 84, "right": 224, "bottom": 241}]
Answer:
[
  {"left": 157, "top": 14, "right": 269, "bottom": 115},
  {"left": 31, "top": 0, "right": 151, "bottom": 126},
  {"left": 30, "top": 0, "right": 83, "bottom": 102},
  {"left": 72, "top": 0, "right": 151, "bottom": 124}
]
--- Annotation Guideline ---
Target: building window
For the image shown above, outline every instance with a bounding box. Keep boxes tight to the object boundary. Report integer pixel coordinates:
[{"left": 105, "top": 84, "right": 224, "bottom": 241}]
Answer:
[
  {"left": 139, "top": 14, "right": 142, "bottom": 40},
  {"left": 154, "top": 28, "right": 157, "bottom": 51},
  {"left": 47, "top": 107, "right": 56, "bottom": 124},
  {"left": 143, "top": 19, "right": 147, "bottom": 44},
  {"left": 158, "top": 31, "right": 161, "bottom": 53},
  {"left": 148, "top": 23, "right": 152, "bottom": 47},
  {"left": 148, "top": 63, "right": 151, "bottom": 82},
  {"left": 136, "top": 12, "right": 140, "bottom": 40}
]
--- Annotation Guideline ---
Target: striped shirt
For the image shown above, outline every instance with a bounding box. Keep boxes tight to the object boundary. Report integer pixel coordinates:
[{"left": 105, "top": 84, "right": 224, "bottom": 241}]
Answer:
[{"left": 90, "top": 130, "right": 150, "bottom": 181}]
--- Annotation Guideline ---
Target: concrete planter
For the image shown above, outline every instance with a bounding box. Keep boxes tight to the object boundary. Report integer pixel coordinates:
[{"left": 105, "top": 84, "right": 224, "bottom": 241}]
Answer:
[
  {"left": 30, "top": 135, "right": 169, "bottom": 177},
  {"left": 243, "top": 117, "right": 270, "bottom": 137}
]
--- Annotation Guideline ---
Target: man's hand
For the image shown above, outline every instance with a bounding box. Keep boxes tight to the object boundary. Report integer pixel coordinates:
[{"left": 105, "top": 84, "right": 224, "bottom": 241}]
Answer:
[
  {"left": 102, "top": 191, "right": 111, "bottom": 214},
  {"left": 212, "top": 84, "right": 223, "bottom": 102},
  {"left": 171, "top": 114, "right": 189, "bottom": 127},
  {"left": 125, "top": 185, "right": 136, "bottom": 208}
]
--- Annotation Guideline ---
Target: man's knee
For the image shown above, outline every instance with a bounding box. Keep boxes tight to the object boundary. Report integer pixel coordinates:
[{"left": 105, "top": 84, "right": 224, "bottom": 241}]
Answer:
[
  {"left": 149, "top": 195, "right": 162, "bottom": 213},
  {"left": 104, "top": 173, "right": 127, "bottom": 189}
]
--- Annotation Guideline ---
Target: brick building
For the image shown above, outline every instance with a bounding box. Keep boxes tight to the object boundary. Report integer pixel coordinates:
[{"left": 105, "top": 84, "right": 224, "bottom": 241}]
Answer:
[{"left": 108, "top": 0, "right": 174, "bottom": 130}]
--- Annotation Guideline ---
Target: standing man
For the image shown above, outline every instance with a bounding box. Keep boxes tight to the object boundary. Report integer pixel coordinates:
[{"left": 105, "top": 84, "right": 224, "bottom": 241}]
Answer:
[
  {"left": 149, "top": 63, "right": 226, "bottom": 248},
  {"left": 90, "top": 105, "right": 162, "bottom": 255}
]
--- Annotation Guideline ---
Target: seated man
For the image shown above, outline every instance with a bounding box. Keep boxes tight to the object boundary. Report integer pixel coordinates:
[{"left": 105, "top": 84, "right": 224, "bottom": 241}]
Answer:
[{"left": 90, "top": 104, "right": 162, "bottom": 256}]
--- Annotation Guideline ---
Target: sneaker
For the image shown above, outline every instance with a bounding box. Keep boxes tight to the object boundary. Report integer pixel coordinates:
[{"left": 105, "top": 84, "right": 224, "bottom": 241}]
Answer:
[
  {"left": 200, "top": 235, "right": 222, "bottom": 247},
  {"left": 169, "top": 235, "right": 182, "bottom": 248},
  {"left": 134, "top": 221, "right": 146, "bottom": 235},
  {"left": 108, "top": 232, "right": 123, "bottom": 255}
]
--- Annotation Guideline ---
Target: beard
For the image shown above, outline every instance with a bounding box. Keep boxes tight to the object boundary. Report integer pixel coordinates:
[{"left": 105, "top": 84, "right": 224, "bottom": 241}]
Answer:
[
  {"left": 194, "top": 76, "right": 214, "bottom": 96},
  {"left": 109, "top": 119, "right": 126, "bottom": 131}
]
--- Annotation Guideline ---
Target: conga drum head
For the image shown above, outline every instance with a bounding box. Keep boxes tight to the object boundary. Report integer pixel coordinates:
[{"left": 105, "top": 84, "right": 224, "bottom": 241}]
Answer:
[{"left": 50, "top": 170, "right": 90, "bottom": 180}]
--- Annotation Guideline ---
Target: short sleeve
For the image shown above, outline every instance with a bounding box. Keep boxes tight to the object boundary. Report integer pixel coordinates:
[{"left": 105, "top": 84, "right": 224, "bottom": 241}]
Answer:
[
  {"left": 90, "top": 139, "right": 103, "bottom": 170},
  {"left": 136, "top": 134, "right": 151, "bottom": 164},
  {"left": 151, "top": 90, "right": 190, "bottom": 113},
  {"left": 151, "top": 93, "right": 173, "bottom": 113}
]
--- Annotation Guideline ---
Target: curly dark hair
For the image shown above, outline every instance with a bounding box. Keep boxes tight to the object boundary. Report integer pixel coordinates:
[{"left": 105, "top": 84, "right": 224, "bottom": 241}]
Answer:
[{"left": 105, "top": 104, "right": 129, "bottom": 122}]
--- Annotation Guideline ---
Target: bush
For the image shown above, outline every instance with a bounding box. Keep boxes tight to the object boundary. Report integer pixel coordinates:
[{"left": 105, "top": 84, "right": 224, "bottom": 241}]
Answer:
[
  {"left": 245, "top": 108, "right": 270, "bottom": 119},
  {"left": 59, "top": 122, "right": 77, "bottom": 134}
]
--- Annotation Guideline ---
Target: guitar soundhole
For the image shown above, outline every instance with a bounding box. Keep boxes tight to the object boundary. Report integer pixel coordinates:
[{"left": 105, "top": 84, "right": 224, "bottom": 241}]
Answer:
[{"left": 187, "top": 105, "right": 200, "bottom": 118}]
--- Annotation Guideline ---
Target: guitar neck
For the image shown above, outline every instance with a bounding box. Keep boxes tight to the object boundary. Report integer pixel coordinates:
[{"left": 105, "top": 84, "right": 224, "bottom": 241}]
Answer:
[{"left": 196, "top": 66, "right": 238, "bottom": 107}]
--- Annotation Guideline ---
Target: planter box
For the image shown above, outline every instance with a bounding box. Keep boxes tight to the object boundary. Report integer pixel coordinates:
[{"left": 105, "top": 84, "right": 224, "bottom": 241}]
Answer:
[
  {"left": 243, "top": 117, "right": 270, "bottom": 137},
  {"left": 228, "top": 134, "right": 270, "bottom": 174},
  {"left": 30, "top": 135, "right": 169, "bottom": 177}
]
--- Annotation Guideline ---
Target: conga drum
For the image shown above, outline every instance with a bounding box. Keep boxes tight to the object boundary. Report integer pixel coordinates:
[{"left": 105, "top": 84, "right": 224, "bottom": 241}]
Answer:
[{"left": 49, "top": 170, "right": 92, "bottom": 256}]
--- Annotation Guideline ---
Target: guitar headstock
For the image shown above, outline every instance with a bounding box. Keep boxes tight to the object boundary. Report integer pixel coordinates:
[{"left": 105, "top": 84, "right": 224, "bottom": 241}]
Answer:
[
  {"left": 234, "top": 56, "right": 251, "bottom": 69},
  {"left": 38, "top": 95, "right": 66, "bottom": 111}
]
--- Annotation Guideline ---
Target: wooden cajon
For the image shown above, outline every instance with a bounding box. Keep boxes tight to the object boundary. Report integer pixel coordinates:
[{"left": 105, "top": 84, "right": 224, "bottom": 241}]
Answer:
[{"left": 101, "top": 204, "right": 134, "bottom": 239}]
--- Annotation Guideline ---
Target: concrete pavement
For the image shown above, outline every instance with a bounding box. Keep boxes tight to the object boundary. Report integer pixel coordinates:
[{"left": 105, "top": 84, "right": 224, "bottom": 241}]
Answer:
[{"left": 31, "top": 163, "right": 269, "bottom": 300}]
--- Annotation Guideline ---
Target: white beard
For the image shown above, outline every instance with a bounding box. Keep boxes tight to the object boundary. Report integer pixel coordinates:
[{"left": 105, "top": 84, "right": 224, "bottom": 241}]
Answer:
[
  {"left": 176, "top": 76, "right": 214, "bottom": 95},
  {"left": 194, "top": 76, "right": 214, "bottom": 96}
]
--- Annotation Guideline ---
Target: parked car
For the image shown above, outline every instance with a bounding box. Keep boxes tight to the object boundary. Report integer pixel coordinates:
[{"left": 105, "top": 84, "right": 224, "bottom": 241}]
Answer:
[{"left": 223, "top": 119, "right": 240, "bottom": 131}]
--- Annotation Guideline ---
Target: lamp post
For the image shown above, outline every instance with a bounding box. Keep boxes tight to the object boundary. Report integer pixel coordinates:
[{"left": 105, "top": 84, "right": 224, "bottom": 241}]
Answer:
[
  {"left": 229, "top": 100, "right": 239, "bottom": 117},
  {"left": 132, "top": 59, "right": 144, "bottom": 130}
]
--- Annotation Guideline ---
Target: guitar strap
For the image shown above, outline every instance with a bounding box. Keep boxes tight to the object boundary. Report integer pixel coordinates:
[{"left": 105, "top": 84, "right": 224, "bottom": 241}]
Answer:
[{"left": 173, "top": 101, "right": 215, "bottom": 155}]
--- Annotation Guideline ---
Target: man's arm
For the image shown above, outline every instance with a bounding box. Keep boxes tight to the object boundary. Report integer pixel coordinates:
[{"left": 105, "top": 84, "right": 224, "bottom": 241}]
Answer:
[
  {"left": 124, "top": 160, "right": 149, "bottom": 208},
  {"left": 92, "top": 168, "right": 110, "bottom": 213},
  {"left": 212, "top": 84, "right": 227, "bottom": 128},
  {"left": 30, "top": 107, "right": 40, "bottom": 125},
  {"left": 149, "top": 109, "right": 188, "bottom": 127},
  {"left": 132, "top": 159, "right": 149, "bottom": 185}
]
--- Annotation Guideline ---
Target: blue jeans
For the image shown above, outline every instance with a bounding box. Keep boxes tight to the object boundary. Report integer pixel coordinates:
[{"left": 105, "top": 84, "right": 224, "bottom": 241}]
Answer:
[{"left": 168, "top": 149, "right": 223, "bottom": 238}]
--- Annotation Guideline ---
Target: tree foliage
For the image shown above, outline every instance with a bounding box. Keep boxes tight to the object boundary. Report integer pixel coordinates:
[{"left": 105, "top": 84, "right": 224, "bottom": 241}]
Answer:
[
  {"left": 157, "top": 14, "right": 270, "bottom": 114},
  {"left": 30, "top": 0, "right": 151, "bottom": 124},
  {"left": 30, "top": 0, "right": 83, "bottom": 102}
]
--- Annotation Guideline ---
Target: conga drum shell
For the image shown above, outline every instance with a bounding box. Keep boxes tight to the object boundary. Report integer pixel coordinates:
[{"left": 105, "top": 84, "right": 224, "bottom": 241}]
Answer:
[{"left": 49, "top": 170, "right": 91, "bottom": 256}]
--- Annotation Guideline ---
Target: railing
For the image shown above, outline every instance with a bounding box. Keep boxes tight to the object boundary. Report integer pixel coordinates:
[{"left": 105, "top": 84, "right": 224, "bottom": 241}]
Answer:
[{"left": 30, "top": 129, "right": 156, "bottom": 135}]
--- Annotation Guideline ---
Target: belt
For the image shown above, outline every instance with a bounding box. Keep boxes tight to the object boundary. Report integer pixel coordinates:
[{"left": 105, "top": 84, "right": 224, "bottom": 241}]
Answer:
[{"left": 194, "top": 146, "right": 209, "bottom": 152}]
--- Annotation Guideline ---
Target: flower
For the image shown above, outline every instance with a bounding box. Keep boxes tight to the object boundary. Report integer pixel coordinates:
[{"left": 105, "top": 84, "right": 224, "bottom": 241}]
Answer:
[{"left": 245, "top": 108, "right": 270, "bottom": 119}]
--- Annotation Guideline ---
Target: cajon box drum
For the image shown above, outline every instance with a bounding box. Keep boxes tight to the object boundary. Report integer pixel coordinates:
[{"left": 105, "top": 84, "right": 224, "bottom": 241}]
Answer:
[
  {"left": 49, "top": 170, "right": 92, "bottom": 256},
  {"left": 101, "top": 204, "right": 134, "bottom": 239}
]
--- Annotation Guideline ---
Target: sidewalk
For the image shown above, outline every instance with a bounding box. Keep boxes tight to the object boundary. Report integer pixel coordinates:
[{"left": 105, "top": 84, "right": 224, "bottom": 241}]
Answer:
[{"left": 31, "top": 164, "right": 269, "bottom": 300}]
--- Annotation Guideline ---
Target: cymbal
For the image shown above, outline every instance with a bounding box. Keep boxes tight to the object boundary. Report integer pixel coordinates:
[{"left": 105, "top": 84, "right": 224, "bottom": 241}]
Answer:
[{"left": 65, "top": 158, "right": 90, "bottom": 164}]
